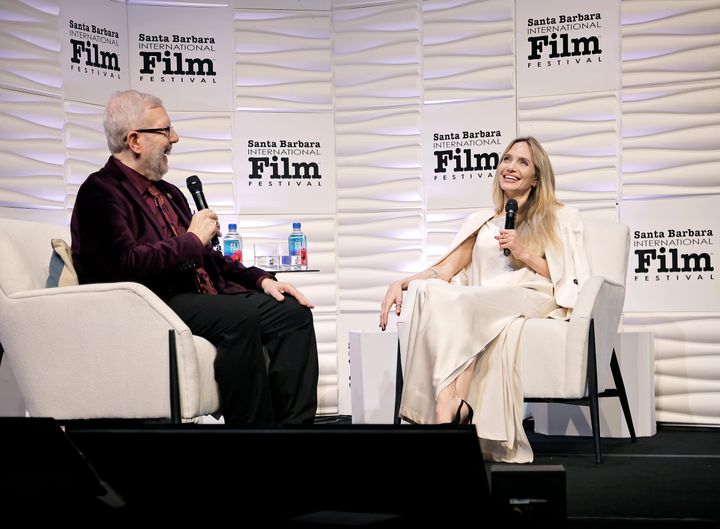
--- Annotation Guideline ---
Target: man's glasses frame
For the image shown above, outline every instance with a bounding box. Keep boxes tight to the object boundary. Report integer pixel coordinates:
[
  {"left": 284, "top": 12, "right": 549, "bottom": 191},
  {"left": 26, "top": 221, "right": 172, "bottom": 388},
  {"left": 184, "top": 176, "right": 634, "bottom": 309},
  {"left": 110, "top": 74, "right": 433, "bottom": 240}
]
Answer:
[{"left": 134, "top": 125, "right": 174, "bottom": 137}]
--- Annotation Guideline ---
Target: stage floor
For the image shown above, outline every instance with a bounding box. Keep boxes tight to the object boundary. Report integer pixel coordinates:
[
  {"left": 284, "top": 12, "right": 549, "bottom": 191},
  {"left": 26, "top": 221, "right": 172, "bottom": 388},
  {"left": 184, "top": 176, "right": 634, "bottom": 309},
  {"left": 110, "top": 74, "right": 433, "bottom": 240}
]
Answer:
[
  {"left": 523, "top": 421, "right": 720, "bottom": 527},
  {"left": 1, "top": 416, "right": 717, "bottom": 526}
]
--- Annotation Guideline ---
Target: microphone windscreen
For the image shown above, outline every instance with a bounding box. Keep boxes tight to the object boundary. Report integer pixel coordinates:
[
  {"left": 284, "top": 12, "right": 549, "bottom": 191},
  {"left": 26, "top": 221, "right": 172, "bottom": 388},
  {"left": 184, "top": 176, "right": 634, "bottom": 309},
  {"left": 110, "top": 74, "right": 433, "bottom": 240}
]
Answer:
[
  {"left": 505, "top": 198, "right": 518, "bottom": 214},
  {"left": 186, "top": 175, "right": 202, "bottom": 193}
]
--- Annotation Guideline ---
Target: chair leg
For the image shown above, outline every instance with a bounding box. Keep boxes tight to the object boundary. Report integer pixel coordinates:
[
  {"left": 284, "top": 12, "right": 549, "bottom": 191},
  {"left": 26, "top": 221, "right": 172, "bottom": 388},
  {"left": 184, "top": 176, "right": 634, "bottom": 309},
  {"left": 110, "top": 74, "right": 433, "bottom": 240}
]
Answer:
[
  {"left": 394, "top": 339, "right": 403, "bottom": 425},
  {"left": 168, "top": 330, "right": 181, "bottom": 425},
  {"left": 587, "top": 320, "right": 602, "bottom": 464},
  {"left": 610, "top": 349, "right": 637, "bottom": 442}
]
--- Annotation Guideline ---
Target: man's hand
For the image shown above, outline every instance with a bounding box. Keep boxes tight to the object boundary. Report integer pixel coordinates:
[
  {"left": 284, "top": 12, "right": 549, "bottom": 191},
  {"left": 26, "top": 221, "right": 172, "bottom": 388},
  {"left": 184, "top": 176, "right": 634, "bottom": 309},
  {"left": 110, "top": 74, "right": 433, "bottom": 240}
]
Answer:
[
  {"left": 187, "top": 209, "right": 220, "bottom": 245},
  {"left": 261, "top": 277, "right": 314, "bottom": 308}
]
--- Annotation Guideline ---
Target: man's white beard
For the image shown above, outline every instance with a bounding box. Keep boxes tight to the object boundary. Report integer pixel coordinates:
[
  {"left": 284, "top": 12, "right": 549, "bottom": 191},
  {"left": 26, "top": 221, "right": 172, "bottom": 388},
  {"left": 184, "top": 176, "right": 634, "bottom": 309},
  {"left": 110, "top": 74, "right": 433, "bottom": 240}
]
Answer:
[{"left": 146, "top": 150, "right": 169, "bottom": 181}]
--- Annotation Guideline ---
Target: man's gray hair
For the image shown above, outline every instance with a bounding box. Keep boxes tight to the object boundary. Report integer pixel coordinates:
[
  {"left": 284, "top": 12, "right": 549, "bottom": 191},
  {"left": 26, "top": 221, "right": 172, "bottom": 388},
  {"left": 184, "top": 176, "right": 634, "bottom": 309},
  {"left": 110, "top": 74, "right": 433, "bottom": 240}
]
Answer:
[{"left": 103, "top": 90, "right": 164, "bottom": 154}]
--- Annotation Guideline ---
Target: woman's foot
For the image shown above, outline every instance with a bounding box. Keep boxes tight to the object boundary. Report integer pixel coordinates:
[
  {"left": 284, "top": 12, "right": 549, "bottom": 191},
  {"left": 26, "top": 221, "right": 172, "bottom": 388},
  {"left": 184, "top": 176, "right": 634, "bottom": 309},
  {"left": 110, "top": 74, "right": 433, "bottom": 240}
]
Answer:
[
  {"left": 436, "top": 396, "right": 474, "bottom": 424},
  {"left": 451, "top": 399, "right": 474, "bottom": 425}
]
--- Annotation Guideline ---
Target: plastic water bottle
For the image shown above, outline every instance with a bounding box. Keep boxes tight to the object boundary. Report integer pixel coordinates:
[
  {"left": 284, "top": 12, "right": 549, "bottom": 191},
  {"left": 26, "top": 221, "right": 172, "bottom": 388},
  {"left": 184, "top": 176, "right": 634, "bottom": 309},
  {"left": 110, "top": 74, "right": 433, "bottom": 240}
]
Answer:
[
  {"left": 223, "top": 223, "right": 243, "bottom": 262},
  {"left": 288, "top": 222, "right": 307, "bottom": 271}
]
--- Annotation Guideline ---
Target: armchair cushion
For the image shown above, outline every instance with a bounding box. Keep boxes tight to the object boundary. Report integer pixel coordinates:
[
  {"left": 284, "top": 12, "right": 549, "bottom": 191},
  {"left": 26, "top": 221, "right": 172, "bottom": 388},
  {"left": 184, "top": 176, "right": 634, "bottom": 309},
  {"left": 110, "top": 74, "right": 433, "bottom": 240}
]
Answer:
[{"left": 46, "top": 238, "right": 78, "bottom": 288}]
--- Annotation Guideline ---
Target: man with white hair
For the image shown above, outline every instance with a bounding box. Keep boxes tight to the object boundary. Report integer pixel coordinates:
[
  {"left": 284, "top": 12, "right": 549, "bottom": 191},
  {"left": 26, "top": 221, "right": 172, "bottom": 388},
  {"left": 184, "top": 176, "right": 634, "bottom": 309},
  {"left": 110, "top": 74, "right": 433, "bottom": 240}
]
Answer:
[{"left": 71, "top": 90, "right": 318, "bottom": 426}]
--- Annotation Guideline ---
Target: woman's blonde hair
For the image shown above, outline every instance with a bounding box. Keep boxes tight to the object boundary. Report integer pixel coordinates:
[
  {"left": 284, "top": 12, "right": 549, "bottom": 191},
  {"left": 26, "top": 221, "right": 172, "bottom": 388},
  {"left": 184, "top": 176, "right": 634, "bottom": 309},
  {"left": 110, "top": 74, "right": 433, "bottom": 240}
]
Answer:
[{"left": 492, "top": 136, "right": 562, "bottom": 256}]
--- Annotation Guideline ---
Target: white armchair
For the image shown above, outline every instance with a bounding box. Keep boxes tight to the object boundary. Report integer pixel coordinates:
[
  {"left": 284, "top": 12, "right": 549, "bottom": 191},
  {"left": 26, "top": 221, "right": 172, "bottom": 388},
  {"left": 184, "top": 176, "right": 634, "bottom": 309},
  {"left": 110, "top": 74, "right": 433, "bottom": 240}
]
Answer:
[
  {"left": 0, "top": 217, "right": 219, "bottom": 423},
  {"left": 396, "top": 219, "right": 636, "bottom": 463}
]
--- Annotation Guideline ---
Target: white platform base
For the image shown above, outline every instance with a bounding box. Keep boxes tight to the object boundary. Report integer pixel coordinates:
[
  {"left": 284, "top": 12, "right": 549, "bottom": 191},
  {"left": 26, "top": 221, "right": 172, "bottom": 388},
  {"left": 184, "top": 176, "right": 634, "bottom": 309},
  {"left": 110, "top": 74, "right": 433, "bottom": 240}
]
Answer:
[
  {"left": 531, "top": 332, "right": 656, "bottom": 438},
  {"left": 348, "top": 330, "right": 399, "bottom": 424}
]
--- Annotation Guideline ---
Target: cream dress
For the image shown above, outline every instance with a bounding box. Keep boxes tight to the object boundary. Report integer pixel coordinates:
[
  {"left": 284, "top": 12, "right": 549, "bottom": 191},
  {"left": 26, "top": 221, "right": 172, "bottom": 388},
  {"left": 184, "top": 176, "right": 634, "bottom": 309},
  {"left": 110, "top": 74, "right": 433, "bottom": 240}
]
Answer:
[{"left": 399, "top": 215, "right": 567, "bottom": 463}]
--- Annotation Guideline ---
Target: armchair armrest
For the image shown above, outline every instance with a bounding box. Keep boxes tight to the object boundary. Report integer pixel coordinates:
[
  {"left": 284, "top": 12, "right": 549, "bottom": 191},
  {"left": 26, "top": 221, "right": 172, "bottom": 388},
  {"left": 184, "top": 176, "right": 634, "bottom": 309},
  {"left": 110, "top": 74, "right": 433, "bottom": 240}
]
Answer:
[
  {"left": 566, "top": 275, "right": 626, "bottom": 392},
  {"left": 1, "top": 282, "right": 201, "bottom": 420}
]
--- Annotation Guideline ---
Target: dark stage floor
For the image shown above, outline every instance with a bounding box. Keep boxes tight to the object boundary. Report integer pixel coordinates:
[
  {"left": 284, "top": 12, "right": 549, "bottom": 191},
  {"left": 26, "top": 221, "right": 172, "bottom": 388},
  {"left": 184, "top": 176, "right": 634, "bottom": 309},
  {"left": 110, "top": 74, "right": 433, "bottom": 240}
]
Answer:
[
  {"left": 522, "top": 421, "right": 720, "bottom": 527},
  {"left": 1, "top": 416, "right": 717, "bottom": 526}
]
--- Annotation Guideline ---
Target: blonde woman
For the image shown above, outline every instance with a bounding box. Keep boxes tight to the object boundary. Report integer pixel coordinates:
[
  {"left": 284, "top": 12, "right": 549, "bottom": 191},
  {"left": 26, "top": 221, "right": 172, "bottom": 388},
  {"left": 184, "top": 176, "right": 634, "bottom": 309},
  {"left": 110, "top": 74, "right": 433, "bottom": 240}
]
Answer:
[{"left": 379, "top": 137, "right": 589, "bottom": 463}]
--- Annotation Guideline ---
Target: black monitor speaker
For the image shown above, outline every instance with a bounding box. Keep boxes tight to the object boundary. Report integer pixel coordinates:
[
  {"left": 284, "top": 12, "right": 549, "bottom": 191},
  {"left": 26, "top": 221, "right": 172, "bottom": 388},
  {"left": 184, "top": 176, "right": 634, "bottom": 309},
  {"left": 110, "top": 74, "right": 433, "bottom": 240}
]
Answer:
[
  {"left": 65, "top": 423, "right": 489, "bottom": 525},
  {"left": 490, "top": 463, "right": 567, "bottom": 525}
]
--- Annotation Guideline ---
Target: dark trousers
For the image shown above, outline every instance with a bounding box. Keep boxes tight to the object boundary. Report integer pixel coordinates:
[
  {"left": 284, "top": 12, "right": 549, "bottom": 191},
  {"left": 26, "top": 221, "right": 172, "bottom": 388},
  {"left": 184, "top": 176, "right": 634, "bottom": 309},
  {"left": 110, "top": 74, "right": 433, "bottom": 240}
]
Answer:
[{"left": 166, "top": 291, "right": 318, "bottom": 426}]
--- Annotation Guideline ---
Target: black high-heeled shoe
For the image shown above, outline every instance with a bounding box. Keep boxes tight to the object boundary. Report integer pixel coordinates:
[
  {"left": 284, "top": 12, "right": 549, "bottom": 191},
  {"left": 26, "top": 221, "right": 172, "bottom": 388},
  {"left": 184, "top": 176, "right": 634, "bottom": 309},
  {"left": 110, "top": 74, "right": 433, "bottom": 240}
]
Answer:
[{"left": 451, "top": 399, "right": 474, "bottom": 425}]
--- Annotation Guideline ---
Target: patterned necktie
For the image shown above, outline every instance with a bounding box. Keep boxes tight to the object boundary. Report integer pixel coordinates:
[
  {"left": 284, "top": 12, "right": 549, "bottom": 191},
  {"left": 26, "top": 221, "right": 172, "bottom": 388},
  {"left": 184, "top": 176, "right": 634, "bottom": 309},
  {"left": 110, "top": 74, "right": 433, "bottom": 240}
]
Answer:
[{"left": 147, "top": 184, "right": 217, "bottom": 295}]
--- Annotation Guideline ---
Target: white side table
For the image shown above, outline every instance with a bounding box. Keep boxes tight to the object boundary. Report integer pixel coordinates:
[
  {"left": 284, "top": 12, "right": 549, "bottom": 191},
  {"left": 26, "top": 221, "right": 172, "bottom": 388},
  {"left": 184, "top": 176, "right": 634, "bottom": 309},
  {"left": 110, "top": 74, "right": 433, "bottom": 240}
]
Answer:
[{"left": 348, "top": 330, "right": 399, "bottom": 424}]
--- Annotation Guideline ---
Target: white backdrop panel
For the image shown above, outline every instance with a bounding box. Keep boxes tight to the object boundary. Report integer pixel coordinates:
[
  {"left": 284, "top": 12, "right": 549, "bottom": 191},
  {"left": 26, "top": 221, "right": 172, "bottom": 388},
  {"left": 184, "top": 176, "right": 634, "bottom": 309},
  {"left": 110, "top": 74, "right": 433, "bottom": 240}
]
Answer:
[
  {"left": 623, "top": 312, "right": 720, "bottom": 425},
  {"left": 234, "top": 111, "right": 336, "bottom": 214},
  {"left": 423, "top": 98, "right": 516, "bottom": 210},
  {"left": 234, "top": 7, "right": 332, "bottom": 111},
  {"left": 333, "top": 0, "right": 422, "bottom": 110},
  {"left": 337, "top": 209, "right": 424, "bottom": 312},
  {"left": 518, "top": 91, "right": 620, "bottom": 205},
  {"left": 59, "top": 0, "right": 128, "bottom": 105},
  {"left": 166, "top": 111, "right": 235, "bottom": 213},
  {"left": 621, "top": 0, "right": 720, "bottom": 88},
  {"left": 335, "top": 106, "right": 422, "bottom": 211},
  {"left": 0, "top": 89, "right": 64, "bottom": 209},
  {"left": 516, "top": 0, "right": 620, "bottom": 98},
  {"left": 128, "top": 4, "right": 234, "bottom": 112},
  {"left": 621, "top": 195, "right": 719, "bottom": 313},
  {"left": 0, "top": 0, "right": 62, "bottom": 97},
  {"left": 64, "top": 99, "right": 106, "bottom": 217},
  {"left": 422, "top": 0, "right": 514, "bottom": 103},
  {"left": 621, "top": 81, "right": 720, "bottom": 199}
]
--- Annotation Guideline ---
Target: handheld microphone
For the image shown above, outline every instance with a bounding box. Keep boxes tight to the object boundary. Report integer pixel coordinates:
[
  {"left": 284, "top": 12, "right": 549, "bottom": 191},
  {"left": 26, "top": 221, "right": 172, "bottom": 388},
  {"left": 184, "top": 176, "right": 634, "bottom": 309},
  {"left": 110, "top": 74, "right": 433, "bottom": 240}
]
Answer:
[
  {"left": 503, "top": 198, "right": 518, "bottom": 256},
  {"left": 186, "top": 175, "right": 220, "bottom": 250}
]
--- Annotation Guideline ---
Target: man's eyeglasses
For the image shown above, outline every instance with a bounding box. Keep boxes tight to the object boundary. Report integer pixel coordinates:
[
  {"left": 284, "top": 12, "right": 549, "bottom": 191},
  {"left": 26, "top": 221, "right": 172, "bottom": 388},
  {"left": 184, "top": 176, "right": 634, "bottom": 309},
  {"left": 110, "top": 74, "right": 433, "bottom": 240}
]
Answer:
[{"left": 134, "top": 125, "right": 174, "bottom": 137}]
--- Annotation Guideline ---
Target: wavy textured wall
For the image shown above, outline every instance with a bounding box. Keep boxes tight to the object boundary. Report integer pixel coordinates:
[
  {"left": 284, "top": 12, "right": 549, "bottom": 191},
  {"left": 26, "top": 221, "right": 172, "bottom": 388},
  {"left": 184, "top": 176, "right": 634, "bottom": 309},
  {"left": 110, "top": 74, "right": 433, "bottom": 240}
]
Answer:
[
  {"left": 619, "top": 0, "right": 720, "bottom": 425},
  {"left": 0, "top": 0, "right": 718, "bottom": 424}
]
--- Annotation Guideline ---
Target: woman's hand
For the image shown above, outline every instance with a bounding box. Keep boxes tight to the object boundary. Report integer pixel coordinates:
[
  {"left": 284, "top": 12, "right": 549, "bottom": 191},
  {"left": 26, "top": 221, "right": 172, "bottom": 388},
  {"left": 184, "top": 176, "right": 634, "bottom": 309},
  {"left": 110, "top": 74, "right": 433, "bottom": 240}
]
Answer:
[
  {"left": 379, "top": 280, "right": 404, "bottom": 331},
  {"left": 496, "top": 228, "right": 525, "bottom": 258},
  {"left": 496, "top": 229, "right": 550, "bottom": 278}
]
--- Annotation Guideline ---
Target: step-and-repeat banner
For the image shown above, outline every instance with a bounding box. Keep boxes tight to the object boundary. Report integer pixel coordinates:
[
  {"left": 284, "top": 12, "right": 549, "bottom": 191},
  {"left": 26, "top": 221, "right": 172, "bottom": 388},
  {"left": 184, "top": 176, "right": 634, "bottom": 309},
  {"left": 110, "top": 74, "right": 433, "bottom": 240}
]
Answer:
[
  {"left": 60, "top": 0, "right": 128, "bottom": 104},
  {"left": 515, "top": 0, "right": 620, "bottom": 97},
  {"left": 621, "top": 196, "right": 718, "bottom": 312},
  {"left": 235, "top": 111, "right": 336, "bottom": 215},
  {"left": 60, "top": 0, "right": 233, "bottom": 111},
  {"left": 127, "top": 4, "right": 233, "bottom": 112},
  {"left": 422, "top": 98, "right": 516, "bottom": 210},
  {"left": 60, "top": 0, "right": 334, "bottom": 214}
]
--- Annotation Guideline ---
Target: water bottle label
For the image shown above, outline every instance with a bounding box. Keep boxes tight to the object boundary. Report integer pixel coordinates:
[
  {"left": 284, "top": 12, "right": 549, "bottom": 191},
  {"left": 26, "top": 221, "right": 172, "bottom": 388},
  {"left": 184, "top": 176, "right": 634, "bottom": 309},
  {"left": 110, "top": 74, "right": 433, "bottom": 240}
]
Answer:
[
  {"left": 232, "top": 249, "right": 243, "bottom": 262},
  {"left": 224, "top": 240, "right": 241, "bottom": 258}
]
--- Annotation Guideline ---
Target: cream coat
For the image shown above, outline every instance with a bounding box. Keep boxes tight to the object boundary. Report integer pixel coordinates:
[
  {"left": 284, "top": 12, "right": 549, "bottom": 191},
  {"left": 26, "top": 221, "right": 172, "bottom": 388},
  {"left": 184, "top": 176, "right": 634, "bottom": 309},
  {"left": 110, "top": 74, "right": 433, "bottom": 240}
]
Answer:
[
  {"left": 399, "top": 205, "right": 590, "bottom": 463},
  {"left": 438, "top": 205, "right": 590, "bottom": 317}
]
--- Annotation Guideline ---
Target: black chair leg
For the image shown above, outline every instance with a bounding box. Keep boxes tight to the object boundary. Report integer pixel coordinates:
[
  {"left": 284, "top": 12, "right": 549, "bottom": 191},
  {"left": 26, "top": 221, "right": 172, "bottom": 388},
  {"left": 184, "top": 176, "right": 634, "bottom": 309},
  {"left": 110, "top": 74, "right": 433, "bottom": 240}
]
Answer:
[
  {"left": 394, "top": 339, "right": 403, "bottom": 425},
  {"left": 610, "top": 349, "right": 637, "bottom": 442},
  {"left": 587, "top": 321, "right": 602, "bottom": 464},
  {"left": 169, "top": 330, "right": 181, "bottom": 425}
]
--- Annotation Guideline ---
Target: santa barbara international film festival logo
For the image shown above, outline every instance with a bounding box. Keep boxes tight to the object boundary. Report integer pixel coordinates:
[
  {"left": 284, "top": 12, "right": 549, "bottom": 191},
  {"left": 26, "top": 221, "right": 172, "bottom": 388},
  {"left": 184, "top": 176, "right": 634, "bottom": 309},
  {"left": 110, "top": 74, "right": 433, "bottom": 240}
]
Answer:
[
  {"left": 432, "top": 129, "right": 503, "bottom": 183},
  {"left": 246, "top": 139, "right": 324, "bottom": 188},
  {"left": 633, "top": 226, "right": 715, "bottom": 283},
  {"left": 525, "top": 10, "right": 604, "bottom": 69},
  {"left": 137, "top": 33, "right": 217, "bottom": 84},
  {"left": 68, "top": 19, "right": 122, "bottom": 78}
]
